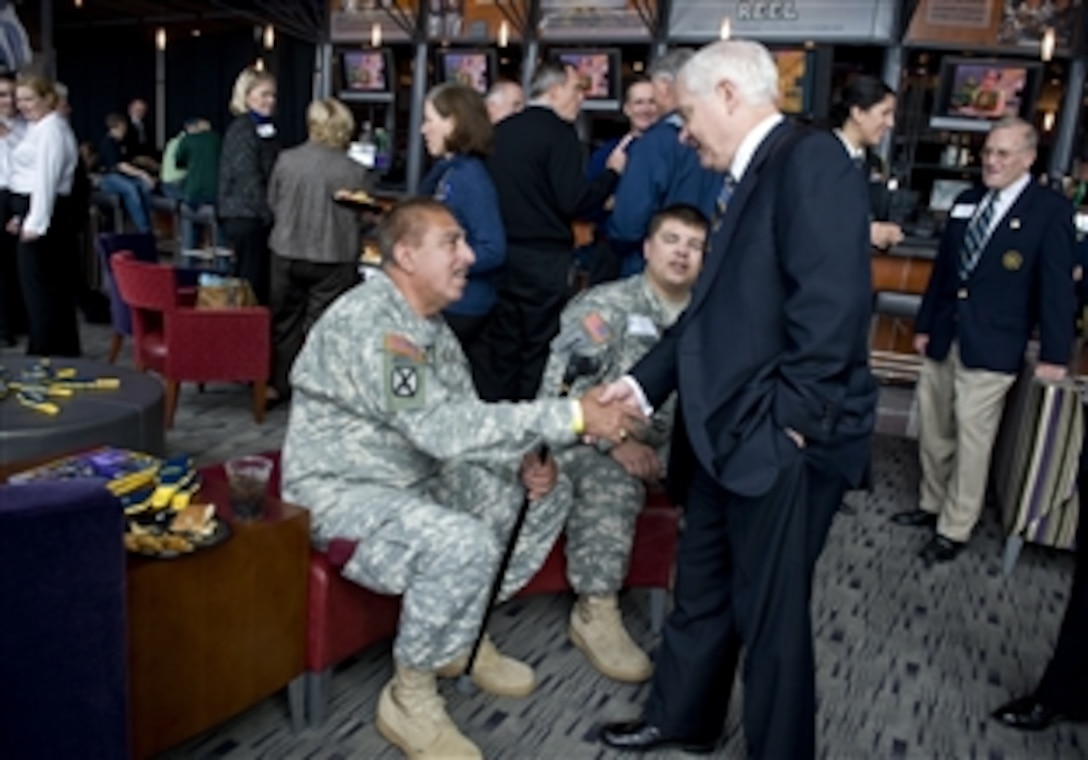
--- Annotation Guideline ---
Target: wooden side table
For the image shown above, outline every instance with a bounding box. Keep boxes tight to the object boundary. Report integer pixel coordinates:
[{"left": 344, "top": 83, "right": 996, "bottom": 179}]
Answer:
[{"left": 126, "top": 474, "right": 309, "bottom": 759}]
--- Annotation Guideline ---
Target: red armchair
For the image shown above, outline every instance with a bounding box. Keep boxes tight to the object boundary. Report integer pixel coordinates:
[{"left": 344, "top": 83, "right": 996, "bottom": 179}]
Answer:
[
  {"left": 303, "top": 488, "right": 678, "bottom": 726},
  {"left": 110, "top": 251, "right": 271, "bottom": 427}
]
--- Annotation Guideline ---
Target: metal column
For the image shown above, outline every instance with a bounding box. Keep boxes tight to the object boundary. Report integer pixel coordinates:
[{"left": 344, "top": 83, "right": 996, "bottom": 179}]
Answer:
[
  {"left": 520, "top": 0, "right": 541, "bottom": 94},
  {"left": 40, "top": 0, "right": 55, "bottom": 79},
  {"left": 404, "top": 0, "right": 430, "bottom": 195},
  {"left": 1049, "top": 56, "right": 1085, "bottom": 177}
]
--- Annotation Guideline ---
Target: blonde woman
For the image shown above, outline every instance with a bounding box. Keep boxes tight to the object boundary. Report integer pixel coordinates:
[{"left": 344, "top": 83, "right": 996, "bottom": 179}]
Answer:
[
  {"left": 218, "top": 66, "right": 280, "bottom": 304},
  {"left": 266, "top": 97, "right": 369, "bottom": 404},
  {"left": 8, "top": 73, "right": 79, "bottom": 356}
]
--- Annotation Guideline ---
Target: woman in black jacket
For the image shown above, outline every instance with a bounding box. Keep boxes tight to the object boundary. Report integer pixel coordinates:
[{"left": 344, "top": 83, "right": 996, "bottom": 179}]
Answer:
[{"left": 218, "top": 66, "right": 280, "bottom": 305}]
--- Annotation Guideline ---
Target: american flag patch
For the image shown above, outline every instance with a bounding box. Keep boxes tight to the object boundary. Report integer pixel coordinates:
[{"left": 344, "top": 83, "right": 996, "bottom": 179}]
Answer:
[
  {"left": 582, "top": 312, "right": 611, "bottom": 344},
  {"left": 383, "top": 333, "right": 425, "bottom": 362}
]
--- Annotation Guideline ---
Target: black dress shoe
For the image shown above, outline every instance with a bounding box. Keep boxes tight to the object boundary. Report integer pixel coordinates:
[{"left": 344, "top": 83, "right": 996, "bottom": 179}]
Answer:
[
  {"left": 599, "top": 719, "right": 716, "bottom": 754},
  {"left": 918, "top": 534, "right": 964, "bottom": 565},
  {"left": 992, "top": 696, "right": 1067, "bottom": 731},
  {"left": 890, "top": 509, "right": 938, "bottom": 528}
]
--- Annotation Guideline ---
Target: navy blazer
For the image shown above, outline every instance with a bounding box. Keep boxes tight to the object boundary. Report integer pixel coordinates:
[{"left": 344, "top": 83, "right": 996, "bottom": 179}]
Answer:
[
  {"left": 915, "top": 182, "right": 1076, "bottom": 373},
  {"left": 630, "top": 122, "right": 877, "bottom": 498}
]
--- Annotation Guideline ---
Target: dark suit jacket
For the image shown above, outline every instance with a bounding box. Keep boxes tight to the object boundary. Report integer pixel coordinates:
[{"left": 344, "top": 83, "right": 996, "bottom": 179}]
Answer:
[
  {"left": 631, "top": 121, "right": 877, "bottom": 499},
  {"left": 915, "top": 182, "right": 1076, "bottom": 372}
]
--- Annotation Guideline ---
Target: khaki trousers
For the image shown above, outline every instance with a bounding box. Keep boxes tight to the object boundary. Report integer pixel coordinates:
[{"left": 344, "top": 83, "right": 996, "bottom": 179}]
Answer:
[{"left": 917, "top": 343, "right": 1016, "bottom": 542}]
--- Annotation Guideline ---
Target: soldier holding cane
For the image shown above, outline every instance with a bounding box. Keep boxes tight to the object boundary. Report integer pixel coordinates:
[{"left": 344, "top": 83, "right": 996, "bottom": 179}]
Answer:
[{"left": 282, "top": 198, "right": 642, "bottom": 760}]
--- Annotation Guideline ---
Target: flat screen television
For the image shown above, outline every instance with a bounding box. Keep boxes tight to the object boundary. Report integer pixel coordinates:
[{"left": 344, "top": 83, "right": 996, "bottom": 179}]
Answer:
[
  {"left": 771, "top": 49, "right": 815, "bottom": 116},
  {"left": 436, "top": 49, "right": 497, "bottom": 95},
  {"left": 553, "top": 48, "right": 622, "bottom": 111},
  {"left": 929, "top": 179, "right": 974, "bottom": 212},
  {"left": 340, "top": 49, "right": 395, "bottom": 102},
  {"left": 930, "top": 57, "right": 1042, "bottom": 132}
]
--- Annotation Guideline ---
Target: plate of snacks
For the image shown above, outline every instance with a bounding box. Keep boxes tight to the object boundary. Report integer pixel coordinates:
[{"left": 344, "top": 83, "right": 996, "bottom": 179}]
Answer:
[
  {"left": 334, "top": 188, "right": 384, "bottom": 212},
  {"left": 124, "top": 503, "right": 231, "bottom": 558}
]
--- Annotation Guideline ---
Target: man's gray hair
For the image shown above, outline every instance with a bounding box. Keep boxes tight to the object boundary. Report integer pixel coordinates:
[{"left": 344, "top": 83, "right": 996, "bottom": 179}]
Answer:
[
  {"left": 529, "top": 60, "right": 569, "bottom": 100},
  {"left": 648, "top": 48, "right": 694, "bottom": 82},
  {"left": 991, "top": 115, "right": 1038, "bottom": 151},
  {"left": 679, "top": 40, "right": 779, "bottom": 108}
]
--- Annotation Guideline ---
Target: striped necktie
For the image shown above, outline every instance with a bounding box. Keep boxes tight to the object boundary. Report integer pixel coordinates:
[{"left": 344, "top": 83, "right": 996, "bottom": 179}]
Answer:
[
  {"left": 959, "top": 191, "right": 998, "bottom": 279},
  {"left": 713, "top": 173, "right": 737, "bottom": 227}
]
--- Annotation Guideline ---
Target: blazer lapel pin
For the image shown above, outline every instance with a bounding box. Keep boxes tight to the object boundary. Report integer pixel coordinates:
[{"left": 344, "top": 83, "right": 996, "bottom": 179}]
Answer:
[{"left": 1010, "top": 218, "right": 1021, "bottom": 230}]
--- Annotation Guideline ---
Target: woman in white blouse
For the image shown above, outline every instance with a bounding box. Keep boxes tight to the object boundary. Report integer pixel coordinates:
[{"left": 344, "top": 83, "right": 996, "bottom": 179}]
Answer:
[{"left": 7, "top": 73, "right": 79, "bottom": 356}]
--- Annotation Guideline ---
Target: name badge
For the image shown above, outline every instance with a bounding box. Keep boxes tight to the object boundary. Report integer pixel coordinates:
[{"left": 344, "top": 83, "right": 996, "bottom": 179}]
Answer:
[
  {"left": 950, "top": 203, "right": 975, "bottom": 219},
  {"left": 627, "top": 314, "right": 658, "bottom": 337},
  {"left": 256, "top": 123, "right": 277, "bottom": 138}
]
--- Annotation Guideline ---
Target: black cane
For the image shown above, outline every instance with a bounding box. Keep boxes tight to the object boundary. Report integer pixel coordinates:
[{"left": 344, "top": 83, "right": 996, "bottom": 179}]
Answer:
[{"left": 457, "top": 354, "right": 599, "bottom": 694}]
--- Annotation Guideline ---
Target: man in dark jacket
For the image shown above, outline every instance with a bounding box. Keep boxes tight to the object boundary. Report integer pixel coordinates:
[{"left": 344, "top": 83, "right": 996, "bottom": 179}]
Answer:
[
  {"left": 891, "top": 118, "right": 1076, "bottom": 565},
  {"left": 597, "top": 40, "right": 876, "bottom": 760},
  {"left": 482, "top": 60, "right": 629, "bottom": 401}
]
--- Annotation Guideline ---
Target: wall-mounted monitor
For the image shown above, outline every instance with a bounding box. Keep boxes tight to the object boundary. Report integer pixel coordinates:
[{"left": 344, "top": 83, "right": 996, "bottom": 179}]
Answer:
[
  {"left": 339, "top": 49, "right": 395, "bottom": 102},
  {"left": 552, "top": 48, "right": 622, "bottom": 111},
  {"left": 771, "top": 49, "right": 815, "bottom": 116},
  {"left": 930, "top": 57, "right": 1042, "bottom": 132},
  {"left": 929, "top": 179, "right": 974, "bottom": 212},
  {"left": 436, "top": 49, "right": 497, "bottom": 95}
]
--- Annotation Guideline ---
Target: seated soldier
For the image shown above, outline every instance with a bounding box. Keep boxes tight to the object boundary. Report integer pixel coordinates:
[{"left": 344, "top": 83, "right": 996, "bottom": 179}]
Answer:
[
  {"left": 282, "top": 198, "right": 641, "bottom": 760},
  {"left": 539, "top": 204, "right": 708, "bottom": 682}
]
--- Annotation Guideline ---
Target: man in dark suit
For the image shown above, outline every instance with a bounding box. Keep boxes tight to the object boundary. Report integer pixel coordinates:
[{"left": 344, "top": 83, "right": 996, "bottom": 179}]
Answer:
[
  {"left": 891, "top": 118, "right": 1076, "bottom": 565},
  {"left": 597, "top": 40, "right": 877, "bottom": 760},
  {"left": 992, "top": 431, "right": 1088, "bottom": 731}
]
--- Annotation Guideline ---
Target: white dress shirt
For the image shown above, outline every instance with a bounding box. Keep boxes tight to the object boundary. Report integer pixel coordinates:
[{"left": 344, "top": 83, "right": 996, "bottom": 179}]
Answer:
[
  {"left": 730, "top": 113, "right": 785, "bottom": 183},
  {"left": 0, "top": 115, "right": 26, "bottom": 190},
  {"left": 9, "top": 110, "right": 77, "bottom": 236},
  {"left": 978, "top": 172, "right": 1030, "bottom": 238},
  {"left": 833, "top": 129, "right": 865, "bottom": 163}
]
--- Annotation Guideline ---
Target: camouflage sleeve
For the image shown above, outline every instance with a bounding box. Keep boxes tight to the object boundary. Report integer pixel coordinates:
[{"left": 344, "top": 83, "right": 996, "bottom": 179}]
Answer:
[
  {"left": 538, "top": 293, "right": 620, "bottom": 400},
  {"left": 369, "top": 332, "right": 579, "bottom": 464}
]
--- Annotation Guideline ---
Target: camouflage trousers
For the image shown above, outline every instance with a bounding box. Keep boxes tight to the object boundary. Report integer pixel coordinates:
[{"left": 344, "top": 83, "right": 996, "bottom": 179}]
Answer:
[
  {"left": 556, "top": 446, "right": 646, "bottom": 595},
  {"left": 309, "top": 462, "right": 572, "bottom": 670}
]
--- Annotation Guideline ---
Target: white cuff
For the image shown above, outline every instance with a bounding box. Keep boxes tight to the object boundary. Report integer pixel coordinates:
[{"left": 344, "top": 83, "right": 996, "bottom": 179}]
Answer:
[{"left": 620, "top": 375, "right": 653, "bottom": 416}]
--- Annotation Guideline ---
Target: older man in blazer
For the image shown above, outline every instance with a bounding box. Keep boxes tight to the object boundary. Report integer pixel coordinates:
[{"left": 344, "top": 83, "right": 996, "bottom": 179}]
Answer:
[
  {"left": 597, "top": 40, "right": 877, "bottom": 759},
  {"left": 892, "top": 118, "right": 1076, "bottom": 565}
]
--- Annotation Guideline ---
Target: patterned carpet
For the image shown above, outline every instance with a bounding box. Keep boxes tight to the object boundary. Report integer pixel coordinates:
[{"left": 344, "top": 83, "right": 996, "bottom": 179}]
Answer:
[{"left": 5, "top": 321, "right": 1086, "bottom": 759}]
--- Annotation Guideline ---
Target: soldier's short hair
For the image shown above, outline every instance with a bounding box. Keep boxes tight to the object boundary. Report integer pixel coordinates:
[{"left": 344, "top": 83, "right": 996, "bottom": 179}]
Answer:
[
  {"left": 647, "top": 203, "right": 710, "bottom": 239},
  {"left": 377, "top": 197, "right": 452, "bottom": 268}
]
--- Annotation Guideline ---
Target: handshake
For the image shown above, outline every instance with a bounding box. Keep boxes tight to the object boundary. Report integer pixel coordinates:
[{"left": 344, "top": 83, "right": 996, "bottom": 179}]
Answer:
[{"left": 575, "top": 379, "right": 648, "bottom": 445}]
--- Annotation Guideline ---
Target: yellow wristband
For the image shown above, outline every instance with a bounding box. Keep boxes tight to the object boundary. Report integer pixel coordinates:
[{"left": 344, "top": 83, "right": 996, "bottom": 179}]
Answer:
[{"left": 570, "top": 399, "right": 585, "bottom": 435}]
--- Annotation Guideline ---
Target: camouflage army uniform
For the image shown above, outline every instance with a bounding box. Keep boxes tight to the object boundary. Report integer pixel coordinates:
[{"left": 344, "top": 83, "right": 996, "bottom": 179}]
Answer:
[
  {"left": 539, "top": 274, "right": 680, "bottom": 595},
  {"left": 283, "top": 270, "right": 578, "bottom": 671}
]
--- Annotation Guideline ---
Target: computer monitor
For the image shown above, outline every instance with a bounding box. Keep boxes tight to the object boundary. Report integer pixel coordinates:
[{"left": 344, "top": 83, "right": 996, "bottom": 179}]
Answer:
[
  {"left": 436, "top": 49, "right": 497, "bottom": 95},
  {"left": 930, "top": 57, "right": 1042, "bottom": 132},
  {"left": 552, "top": 48, "right": 622, "bottom": 111},
  {"left": 340, "top": 49, "right": 395, "bottom": 102},
  {"left": 929, "top": 179, "right": 974, "bottom": 212}
]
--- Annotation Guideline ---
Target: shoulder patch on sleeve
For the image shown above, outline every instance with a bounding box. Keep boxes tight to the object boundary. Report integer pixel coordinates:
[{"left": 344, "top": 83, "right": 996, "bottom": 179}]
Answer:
[
  {"left": 383, "top": 333, "right": 426, "bottom": 411},
  {"left": 581, "top": 311, "right": 612, "bottom": 345},
  {"left": 383, "top": 333, "right": 425, "bottom": 362}
]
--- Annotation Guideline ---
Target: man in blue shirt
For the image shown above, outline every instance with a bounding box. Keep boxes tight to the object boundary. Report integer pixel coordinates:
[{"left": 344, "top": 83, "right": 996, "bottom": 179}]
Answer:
[
  {"left": 607, "top": 49, "right": 722, "bottom": 276},
  {"left": 580, "top": 76, "right": 658, "bottom": 283}
]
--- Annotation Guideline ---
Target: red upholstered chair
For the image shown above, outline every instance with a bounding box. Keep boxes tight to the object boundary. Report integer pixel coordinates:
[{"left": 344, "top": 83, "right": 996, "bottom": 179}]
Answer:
[
  {"left": 290, "top": 446, "right": 679, "bottom": 727},
  {"left": 110, "top": 251, "right": 271, "bottom": 427}
]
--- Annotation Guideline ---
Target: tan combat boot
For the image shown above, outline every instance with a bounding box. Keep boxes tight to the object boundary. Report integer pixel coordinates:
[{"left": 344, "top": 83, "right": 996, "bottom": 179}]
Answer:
[
  {"left": 436, "top": 635, "right": 536, "bottom": 697},
  {"left": 376, "top": 663, "right": 482, "bottom": 759},
  {"left": 569, "top": 594, "right": 652, "bottom": 683}
]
